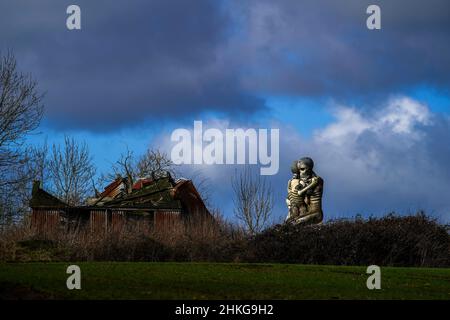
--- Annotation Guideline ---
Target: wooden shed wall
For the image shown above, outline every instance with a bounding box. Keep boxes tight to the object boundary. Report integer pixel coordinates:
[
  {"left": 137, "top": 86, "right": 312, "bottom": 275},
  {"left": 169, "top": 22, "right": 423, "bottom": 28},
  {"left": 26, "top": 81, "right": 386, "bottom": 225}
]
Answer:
[
  {"left": 31, "top": 209, "right": 60, "bottom": 234},
  {"left": 90, "top": 210, "right": 107, "bottom": 233},
  {"left": 154, "top": 210, "right": 181, "bottom": 228},
  {"left": 31, "top": 208, "right": 183, "bottom": 233}
]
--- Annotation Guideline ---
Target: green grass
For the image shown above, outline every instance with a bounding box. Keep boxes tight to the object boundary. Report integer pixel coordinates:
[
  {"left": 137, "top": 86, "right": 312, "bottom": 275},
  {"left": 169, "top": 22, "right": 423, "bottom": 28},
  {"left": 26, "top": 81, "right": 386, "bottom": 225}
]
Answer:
[{"left": 0, "top": 262, "right": 449, "bottom": 299}]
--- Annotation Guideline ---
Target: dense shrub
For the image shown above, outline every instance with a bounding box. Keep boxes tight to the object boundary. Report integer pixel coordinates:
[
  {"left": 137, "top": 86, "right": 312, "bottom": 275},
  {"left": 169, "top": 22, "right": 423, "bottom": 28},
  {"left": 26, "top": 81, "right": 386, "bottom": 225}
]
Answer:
[{"left": 246, "top": 213, "right": 450, "bottom": 267}]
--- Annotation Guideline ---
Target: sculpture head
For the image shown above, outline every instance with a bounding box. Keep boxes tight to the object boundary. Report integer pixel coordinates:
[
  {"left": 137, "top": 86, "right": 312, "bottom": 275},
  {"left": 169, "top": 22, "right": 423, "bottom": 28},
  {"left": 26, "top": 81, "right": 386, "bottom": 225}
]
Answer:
[
  {"left": 298, "top": 157, "right": 314, "bottom": 179},
  {"left": 290, "top": 160, "right": 299, "bottom": 179}
]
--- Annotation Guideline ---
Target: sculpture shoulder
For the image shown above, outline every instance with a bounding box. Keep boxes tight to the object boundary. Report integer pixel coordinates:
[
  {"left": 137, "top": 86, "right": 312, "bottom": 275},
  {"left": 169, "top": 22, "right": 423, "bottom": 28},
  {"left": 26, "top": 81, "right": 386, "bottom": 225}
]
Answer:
[
  {"left": 312, "top": 176, "right": 324, "bottom": 186},
  {"left": 288, "top": 179, "right": 300, "bottom": 189}
]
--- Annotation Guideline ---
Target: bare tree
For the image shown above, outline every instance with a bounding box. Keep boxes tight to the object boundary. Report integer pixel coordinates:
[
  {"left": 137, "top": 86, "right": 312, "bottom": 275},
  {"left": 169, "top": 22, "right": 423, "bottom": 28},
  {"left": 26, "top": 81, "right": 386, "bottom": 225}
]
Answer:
[
  {"left": 231, "top": 166, "right": 274, "bottom": 235},
  {"left": 24, "top": 142, "right": 48, "bottom": 185},
  {"left": 98, "top": 147, "right": 137, "bottom": 194},
  {"left": 114, "top": 147, "right": 136, "bottom": 193},
  {"left": 16, "top": 142, "right": 49, "bottom": 201},
  {"left": 102, "top": 147, "right": 177, "bottom": 193},
  {"left": 0, "top": 51, "right": 44, "bottom": 225},
  {"left": 48, "top": 136, "right": 96, "bottom": 206},
  {"left": 0, "top": 51, "right": 44, "bottom": 188},
  {"left": 136, "top": 148, "right": 176, "bottom": 179},
  {"left": 0, "top": 142, "right": 48, "bottom": 227}
]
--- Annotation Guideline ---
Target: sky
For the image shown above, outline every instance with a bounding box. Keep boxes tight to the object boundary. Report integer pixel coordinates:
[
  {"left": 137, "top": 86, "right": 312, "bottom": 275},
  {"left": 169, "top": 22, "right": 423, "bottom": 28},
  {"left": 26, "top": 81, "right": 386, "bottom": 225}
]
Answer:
[{"left": 1, "top": 0, "right": 450, "bottom": 222}]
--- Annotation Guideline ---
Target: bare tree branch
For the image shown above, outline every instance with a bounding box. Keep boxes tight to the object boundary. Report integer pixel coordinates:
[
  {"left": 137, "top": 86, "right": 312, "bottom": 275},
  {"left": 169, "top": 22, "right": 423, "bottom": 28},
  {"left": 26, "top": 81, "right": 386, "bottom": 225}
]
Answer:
[
  {"left": 0, "top": 51, "right": 44, "bottom": 187},
  {"left": 102, "top": 147, "right": 177, "bottom": 193},
  {"left": 48, "top": 136, "right": 96, "bottom": 206},
  {"left": 231, "top": 166, "right": 274, "bottom": 235},
  {"left": 136, "top": 148, "right": 177, "bottom": 179},
  {"left": 0, "top": 51, "right": 44, "bottom": 225},
  {"left": 0, "top": 142, "right": 49, "bottom": 226}
]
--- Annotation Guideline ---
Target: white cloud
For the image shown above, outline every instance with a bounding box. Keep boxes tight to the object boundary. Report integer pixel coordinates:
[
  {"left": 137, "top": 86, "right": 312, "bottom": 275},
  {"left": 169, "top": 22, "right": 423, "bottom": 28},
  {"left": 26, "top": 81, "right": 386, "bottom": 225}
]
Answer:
[
  {"left": 378, "top": 97, "right": 431, "bottom": 134},
  {"left": 148, "top": 98, "right": 450, "bottom": 222},
  {"left": 302, "top": 97, "right": 449, "bottom": 220},
  {"left": 316, "top": 107, "right": 371, "bottom": 145},
  {"left": 317, "top": 97, "right": 432, "bottom": 145}
]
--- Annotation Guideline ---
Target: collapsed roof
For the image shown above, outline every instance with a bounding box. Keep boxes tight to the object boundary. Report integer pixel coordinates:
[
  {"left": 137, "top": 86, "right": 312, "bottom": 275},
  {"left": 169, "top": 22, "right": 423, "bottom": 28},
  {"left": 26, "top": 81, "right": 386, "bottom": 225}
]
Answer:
[
  {"left": 30, "top": 174, "right": 210, "bottom": 217},
  {"left": 89, "top": 175, "right": 182, "bottom": 209}
]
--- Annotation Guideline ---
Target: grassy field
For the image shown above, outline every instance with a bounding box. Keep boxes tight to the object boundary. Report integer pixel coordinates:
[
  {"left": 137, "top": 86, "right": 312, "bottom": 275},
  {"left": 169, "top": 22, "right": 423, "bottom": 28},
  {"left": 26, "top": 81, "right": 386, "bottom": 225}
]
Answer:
[{"left": 0, "top": 262, "right": 449, "bottom": 299}]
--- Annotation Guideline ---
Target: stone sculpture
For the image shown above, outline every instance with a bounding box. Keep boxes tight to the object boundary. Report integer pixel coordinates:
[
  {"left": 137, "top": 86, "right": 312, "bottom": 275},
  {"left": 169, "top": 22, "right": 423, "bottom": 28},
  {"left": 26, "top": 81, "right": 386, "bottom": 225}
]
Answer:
[{"left": 286, "top": 157, "right": 324, "bottom": 225}]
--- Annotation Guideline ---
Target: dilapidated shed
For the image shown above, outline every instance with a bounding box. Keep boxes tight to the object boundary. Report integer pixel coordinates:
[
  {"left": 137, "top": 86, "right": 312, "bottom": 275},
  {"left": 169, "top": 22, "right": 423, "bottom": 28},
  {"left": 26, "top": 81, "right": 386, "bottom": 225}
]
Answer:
[{"left": 30, "top": 174, "right": 211, "bottom": 234}]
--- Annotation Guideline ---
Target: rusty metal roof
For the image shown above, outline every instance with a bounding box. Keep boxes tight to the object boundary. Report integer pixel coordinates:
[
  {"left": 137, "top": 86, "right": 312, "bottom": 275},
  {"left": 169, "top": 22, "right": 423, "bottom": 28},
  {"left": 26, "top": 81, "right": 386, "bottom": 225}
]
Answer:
[
  {"left": 102, "top": 176, "right": 182, "bottom": 209},
  {"left": 99, "top": 177, "right": 126, "bottom": 198}
]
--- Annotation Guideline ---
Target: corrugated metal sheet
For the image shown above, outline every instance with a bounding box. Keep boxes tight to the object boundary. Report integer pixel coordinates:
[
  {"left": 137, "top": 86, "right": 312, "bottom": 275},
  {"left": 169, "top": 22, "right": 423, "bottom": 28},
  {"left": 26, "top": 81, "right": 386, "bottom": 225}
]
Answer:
[
  {"left": 100, "top": 178, "right": 125, "bottom": 198},
  {"left": 31, "top": 209, "right": 60, "bottom": 235},
  {"left": 154, "top": 210, "right": 181, "bottom": 228},
  {"left": 90, "top": 210, "right": 107, "bottom": 233},
  {"left": 132, "top": 178, "right": 153, "bottom": 191},
  {"left": 111, "top": 210, "right": 125, "bottom": 232}
]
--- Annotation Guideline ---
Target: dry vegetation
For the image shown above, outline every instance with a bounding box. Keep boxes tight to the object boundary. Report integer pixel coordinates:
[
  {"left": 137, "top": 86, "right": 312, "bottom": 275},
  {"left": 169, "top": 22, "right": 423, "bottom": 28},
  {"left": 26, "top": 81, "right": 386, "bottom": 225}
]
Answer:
[
  {"left": 0, "top": 212, "right": 449, "bottom": 267},
  {"left": 0, "top": 213, "right": 247, "bottom": 263}
]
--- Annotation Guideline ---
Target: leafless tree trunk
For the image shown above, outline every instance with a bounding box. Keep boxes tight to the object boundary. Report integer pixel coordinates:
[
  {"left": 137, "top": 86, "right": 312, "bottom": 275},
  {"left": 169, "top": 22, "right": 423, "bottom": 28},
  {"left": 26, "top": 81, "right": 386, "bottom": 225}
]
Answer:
[
  {"left": 48, "top": 136, "right": 96, "bottom": 206},
  {"left": 231, "top": 166, "right": 274, "bottom": 235}
]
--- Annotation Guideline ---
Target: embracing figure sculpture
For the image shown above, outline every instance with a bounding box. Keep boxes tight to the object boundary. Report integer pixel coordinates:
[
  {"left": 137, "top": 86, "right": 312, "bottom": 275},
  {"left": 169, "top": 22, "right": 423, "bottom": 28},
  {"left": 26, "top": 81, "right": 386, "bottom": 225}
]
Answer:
[{"left": 286, "top": 157, "right": 324, "bottom": 225}]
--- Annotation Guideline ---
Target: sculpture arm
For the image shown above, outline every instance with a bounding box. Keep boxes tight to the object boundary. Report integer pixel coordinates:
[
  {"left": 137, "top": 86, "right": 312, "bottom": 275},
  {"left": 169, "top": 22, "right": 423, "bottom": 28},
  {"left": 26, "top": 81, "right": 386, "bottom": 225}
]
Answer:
[
  {"left": 286, "top": 180, "right": 291, "bottom": 207},
  {"left": 297, "top": 176, "right": 319, "bottom": 196}
]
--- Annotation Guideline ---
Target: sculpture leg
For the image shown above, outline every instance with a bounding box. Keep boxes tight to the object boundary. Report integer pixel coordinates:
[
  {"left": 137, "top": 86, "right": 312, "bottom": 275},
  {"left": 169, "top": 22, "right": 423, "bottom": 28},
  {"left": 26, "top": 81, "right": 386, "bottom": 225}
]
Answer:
[
  {"left": 287, "top": 206, "right": 300, "bottom": 223},
  {"left": 295, "top": 210, "right": 323, "bottom": 226}
]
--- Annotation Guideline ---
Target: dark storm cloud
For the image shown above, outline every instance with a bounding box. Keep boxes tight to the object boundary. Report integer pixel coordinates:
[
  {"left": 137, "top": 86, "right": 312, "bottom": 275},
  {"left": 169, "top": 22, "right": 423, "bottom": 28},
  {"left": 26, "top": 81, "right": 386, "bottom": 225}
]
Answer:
[
  {"left": 0, "top": 0, "right": 265, "bottom": 130},
  {"left": 230, "top": 0, "right": 450, "bottom": 98},
  {"left": 1, "top": 0, "right": 450, "bottom": 131}
]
